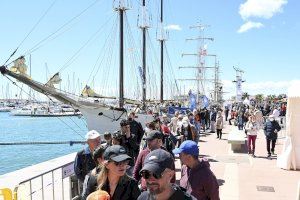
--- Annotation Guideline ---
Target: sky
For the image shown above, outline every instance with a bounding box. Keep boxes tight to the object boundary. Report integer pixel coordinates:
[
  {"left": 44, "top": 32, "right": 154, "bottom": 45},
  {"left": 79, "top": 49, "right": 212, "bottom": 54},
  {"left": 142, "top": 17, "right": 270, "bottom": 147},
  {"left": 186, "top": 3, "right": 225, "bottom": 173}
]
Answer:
[{"left": 0, "top": 0, "right": 299, "bottom": 101}]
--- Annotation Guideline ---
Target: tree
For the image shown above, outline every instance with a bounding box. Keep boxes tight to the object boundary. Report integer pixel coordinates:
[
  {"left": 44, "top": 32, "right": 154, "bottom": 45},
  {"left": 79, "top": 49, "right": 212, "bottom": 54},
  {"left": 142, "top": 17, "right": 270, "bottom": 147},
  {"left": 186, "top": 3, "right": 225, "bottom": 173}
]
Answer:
[
  {"left": 255, "top": 94, "right": 264, "bottom": 103},
  {"left": 242, "top": 92, "right": 249, "bottom": 100}
]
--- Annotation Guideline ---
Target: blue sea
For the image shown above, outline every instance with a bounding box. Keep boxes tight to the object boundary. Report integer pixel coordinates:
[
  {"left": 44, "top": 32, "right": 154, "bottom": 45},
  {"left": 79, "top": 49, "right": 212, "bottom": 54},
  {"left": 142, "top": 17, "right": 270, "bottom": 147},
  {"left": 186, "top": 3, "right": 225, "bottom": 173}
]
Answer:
[{"left": 0, "top": 112, "right": 88, "bottom": 175}]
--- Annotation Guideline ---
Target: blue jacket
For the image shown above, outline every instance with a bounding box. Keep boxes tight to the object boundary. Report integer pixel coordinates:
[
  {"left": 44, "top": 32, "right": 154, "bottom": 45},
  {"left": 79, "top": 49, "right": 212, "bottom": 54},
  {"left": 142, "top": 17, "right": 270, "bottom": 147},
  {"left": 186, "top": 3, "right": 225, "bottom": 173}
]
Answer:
[
  {"left": 264, "top": 120, "right": 281, "bottom": 140},
  {"left": 74, "top": 146, "right": 96, "bottom": 182}
]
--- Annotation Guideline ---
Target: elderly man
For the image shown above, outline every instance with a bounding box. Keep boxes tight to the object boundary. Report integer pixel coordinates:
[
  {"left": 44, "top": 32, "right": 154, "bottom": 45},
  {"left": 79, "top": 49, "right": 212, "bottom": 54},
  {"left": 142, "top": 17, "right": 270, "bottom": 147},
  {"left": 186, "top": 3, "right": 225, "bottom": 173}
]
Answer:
[
  {"left": 264, "top": 114, "right": 281, "bottom": 158},
  {"left": 74, "top": 130, "right": 101, "bottom": 185},
  {"left": 138, "top": 149, "right": 194, "bottom": 200},
  {"left": 173, "top": 140, "right": 220, "bottom": 200}
]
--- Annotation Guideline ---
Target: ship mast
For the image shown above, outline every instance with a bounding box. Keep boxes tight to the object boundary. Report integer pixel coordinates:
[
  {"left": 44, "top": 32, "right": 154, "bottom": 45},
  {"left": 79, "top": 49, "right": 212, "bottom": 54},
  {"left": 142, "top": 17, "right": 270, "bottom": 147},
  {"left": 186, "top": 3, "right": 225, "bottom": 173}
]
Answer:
[
  {"left": 115, "top": 0, "right": 129, "bottom": 108},
  {"left": 138, "top": 0, "right": 150, "bottom": 109},
  {"left": 179, "top": 23, "right": 214, "bottom": 105},
  {"left": 158, "top": 0, "right": 165, "bottom": 103}
]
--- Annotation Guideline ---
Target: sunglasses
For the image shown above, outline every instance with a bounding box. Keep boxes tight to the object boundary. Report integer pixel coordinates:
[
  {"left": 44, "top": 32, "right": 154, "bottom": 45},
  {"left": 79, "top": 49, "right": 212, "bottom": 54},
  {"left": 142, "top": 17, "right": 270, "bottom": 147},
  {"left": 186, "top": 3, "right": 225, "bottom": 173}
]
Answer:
[
  {"left": 140, "top": 170, "right": 163, "bottom": 179},
  {"left": 113, "top": 160, "right": 130, "bottom": 166}
]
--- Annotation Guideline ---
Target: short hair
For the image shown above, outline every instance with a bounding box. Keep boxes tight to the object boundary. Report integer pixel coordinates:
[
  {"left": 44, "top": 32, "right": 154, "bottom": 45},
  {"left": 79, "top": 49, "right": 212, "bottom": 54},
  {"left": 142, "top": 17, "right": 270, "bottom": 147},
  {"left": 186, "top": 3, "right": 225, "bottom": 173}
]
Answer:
[
  {"left": 120, "top": 119, "right": 129, "bottom": 127},
  {"left": 104, "top": 132, "right": 112, "bottom": 139},
  {"left": 129, "top": 112, "right": 136, "bottom": 117},
  {"left": 93, "top": 145, "right": 105, "bottom": 163},
  {"left": 148, "top": 121, "right": 156, "bottom": 130}
]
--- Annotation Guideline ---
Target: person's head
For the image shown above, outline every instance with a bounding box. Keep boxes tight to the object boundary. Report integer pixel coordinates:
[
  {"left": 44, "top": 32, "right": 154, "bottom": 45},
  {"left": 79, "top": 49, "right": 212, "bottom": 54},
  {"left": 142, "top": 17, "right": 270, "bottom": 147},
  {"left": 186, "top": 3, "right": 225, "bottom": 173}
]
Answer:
[
  {"left": 120, "top": 119, "right": 130, "bottom": 133},
  {"left": 93, "top": 145, "right": 105, "bottom": 166},
  {"left": 178, "top": 114, "right": 184, "bottom": 121},
  {"left": 98, "top": 145, "right": 131, "bottom": 188},
  {"left": 103, "top": 132, "right": 112, "bottom": 144},
  {"left": 188, "top": 112, "right": 194, "bottom": 121},
  {"left": 148, "top": 121, "right": 156, "bottom": 130},
  {"left": 144, "top": 130, "right": 164, "bottom": 151},
  {"left": 85, "top": 130, "right": 101, "bottom": 152},
  {"left": 172, "top": 140, "right": 199, "bottom": 167},
  {"left": 140, "top": 149, "right": 175, "bottom": 195},
  {"left": 161, "top": 114, "right": 168, "bottom": 123},
  {"left": 269, "top": 114, "right": 275, "bottom": 122},
  {"left": 128, "top": 112, "right": 135, "bottom": 121},
  {"left": 174, "top": 111, "right": 180, "bottom": 117},
  {"left": 112, "top": 131, "right": 123, "bottom": 145},
  {"left": 192, "top": 109, "right": 198, "bottom": 116},
  {"left": 86, "top": 190, "right": 110, "bottom": 200}
]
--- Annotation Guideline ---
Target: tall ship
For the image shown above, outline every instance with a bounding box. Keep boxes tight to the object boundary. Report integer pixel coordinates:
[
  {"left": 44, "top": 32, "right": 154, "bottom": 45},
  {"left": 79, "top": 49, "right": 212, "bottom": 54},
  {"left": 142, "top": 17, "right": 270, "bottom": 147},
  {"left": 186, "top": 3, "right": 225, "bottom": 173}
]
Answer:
[{"left": 0, "top": 0, "right": 180, "bottom": 134}]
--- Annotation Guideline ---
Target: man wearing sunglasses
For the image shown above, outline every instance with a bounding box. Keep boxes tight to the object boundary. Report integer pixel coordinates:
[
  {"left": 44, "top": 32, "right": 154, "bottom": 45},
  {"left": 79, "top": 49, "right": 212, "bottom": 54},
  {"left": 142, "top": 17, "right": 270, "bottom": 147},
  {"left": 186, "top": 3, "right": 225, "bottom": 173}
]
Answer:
[
  {"left": 173, "top": 140, "right": 220, "bottom": 200},
  {"left": 138, "top": 149, "right": 194, "bottom": 200}
]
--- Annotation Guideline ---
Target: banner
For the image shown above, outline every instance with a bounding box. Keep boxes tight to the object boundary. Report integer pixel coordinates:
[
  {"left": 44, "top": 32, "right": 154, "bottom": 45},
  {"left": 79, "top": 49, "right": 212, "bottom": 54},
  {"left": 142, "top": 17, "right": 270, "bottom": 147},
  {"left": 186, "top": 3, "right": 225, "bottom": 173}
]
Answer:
[
  {"left": 188, "top": 90, "right": 197, "bottom": 111},
  {"left": 168, "top": 106, "right": 189, "bottom": 115},
  {"left": 138, "top": 66, "right": 145, "bottom": 85},
  {"left": 236, "top": 77, "right": 243, "bottom": 102},
  {"left": 200, "top": 95, "right": 209, "bottom": 108}
]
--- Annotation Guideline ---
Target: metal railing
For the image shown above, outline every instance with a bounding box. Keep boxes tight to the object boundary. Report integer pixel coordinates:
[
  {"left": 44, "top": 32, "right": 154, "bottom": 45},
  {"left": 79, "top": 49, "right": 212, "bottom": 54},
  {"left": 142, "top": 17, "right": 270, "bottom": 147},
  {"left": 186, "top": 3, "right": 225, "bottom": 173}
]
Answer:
[{"left": 11, "top": 161, "right": 79, "bottom": 200}]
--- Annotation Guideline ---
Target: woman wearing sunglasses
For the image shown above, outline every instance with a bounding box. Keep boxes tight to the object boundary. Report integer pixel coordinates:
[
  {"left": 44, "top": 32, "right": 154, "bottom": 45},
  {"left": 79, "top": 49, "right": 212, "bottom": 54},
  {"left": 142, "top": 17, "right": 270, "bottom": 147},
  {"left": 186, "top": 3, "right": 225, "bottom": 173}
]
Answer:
[{"left": 96, "top": 145, "right": 140, "bottom": 200}]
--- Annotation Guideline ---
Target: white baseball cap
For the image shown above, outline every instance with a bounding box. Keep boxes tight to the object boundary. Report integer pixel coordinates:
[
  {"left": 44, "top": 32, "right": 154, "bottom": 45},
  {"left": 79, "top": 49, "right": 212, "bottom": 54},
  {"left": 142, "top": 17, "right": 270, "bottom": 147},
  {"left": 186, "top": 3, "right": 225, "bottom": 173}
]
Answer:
[{"left": 85, "top": 130, "right": 100, "bottom": 140}]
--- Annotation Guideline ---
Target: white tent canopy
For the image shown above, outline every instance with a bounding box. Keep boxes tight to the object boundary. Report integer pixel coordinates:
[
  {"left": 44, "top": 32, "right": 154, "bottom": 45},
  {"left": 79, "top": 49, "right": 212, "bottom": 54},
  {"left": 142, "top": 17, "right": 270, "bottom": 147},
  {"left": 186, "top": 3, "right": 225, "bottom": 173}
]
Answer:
[{"left": 277, "top": 82, "right": 300, "bottom": 170}]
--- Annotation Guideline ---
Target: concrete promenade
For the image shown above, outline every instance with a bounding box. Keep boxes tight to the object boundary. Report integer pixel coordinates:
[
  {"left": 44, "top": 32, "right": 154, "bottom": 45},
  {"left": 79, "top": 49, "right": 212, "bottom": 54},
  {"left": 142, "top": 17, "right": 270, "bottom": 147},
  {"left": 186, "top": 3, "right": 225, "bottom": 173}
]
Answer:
[{"left": 174, "top": 122, "right": 300, "bottom": 200}]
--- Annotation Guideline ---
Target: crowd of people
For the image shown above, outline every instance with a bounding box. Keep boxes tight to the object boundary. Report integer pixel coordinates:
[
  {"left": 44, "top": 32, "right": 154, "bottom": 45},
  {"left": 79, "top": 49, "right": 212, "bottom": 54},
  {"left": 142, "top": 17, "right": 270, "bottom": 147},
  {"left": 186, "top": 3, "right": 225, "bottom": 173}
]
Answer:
[
  {"left": 73, "top": 101, "right": 286, "bottom": 200},
  {"left": 74, "top": 109, "right": 222, "bottom": 200}
]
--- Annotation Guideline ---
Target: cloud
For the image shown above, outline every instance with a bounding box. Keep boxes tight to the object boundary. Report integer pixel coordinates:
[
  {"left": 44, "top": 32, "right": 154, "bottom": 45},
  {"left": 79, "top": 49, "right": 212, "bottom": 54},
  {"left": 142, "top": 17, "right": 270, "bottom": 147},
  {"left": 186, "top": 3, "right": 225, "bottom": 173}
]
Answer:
[
  {"left": 237, "top": 21, "right": 264, "bottom": 33},
  {"left": 222, "top": 79, "right": 300, "bottom": 99},
  {"left": 164, "top": 24, "right": 182, "bottom": 31},
  {"left": 239, "top": 0, "right": 288, "bottom": 20}
]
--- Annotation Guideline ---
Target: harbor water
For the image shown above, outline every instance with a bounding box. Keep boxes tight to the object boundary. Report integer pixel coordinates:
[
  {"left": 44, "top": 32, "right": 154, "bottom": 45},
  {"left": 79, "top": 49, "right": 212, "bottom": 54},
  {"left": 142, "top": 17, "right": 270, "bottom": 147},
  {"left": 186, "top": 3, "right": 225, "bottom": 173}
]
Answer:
[{"left": 0, "top": 112, "right": 88, "bottom": 175}]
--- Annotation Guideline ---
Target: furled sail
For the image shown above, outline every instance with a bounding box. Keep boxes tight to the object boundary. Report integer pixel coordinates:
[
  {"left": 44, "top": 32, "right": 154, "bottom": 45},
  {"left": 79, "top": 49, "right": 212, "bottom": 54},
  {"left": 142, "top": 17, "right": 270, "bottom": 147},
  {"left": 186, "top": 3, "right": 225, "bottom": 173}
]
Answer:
[
  {"left": 81, "top": 85, "right": 117, "bottom": 99},
  {"left": 81, "top": 85, "right": 102, "bottom": 98},
  {"left": 46, "top": 72, "right": 62, "bottom": 87},
  {"left": 9, "top": 56, "right": 30, "bottom": 79}
]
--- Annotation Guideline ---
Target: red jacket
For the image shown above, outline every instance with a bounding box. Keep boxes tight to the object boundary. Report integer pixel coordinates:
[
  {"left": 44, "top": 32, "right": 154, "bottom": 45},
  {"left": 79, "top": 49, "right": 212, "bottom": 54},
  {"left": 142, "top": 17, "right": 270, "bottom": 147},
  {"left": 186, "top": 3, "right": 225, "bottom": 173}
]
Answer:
[{"left": 180, "top": 159, "right": 220, "bottom": 200}]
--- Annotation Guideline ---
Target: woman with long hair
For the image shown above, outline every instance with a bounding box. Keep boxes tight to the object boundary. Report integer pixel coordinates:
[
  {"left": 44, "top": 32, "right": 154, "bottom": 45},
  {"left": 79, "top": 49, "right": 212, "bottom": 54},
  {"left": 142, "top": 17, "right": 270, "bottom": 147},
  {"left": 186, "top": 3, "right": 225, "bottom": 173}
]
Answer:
[{"left": 96, "top": 145, "right": 140, "bottom": 200}]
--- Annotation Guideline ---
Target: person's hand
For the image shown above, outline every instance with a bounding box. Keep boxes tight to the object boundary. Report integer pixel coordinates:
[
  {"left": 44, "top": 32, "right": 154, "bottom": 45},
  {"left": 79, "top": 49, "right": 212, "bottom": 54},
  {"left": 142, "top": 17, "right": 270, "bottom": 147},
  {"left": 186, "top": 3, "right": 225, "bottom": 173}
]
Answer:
[
  {"left": 126, "top": 131, "right": 131, "bottom": 138},
  {"left": 274, "top": 129, "right": 278, "bottom": 133}
]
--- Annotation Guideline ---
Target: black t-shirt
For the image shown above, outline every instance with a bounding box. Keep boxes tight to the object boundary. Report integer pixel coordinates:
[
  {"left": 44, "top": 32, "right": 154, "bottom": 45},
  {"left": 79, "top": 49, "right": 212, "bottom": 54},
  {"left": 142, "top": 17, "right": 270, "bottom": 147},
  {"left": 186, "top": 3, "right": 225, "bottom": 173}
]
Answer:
[{"left": 137, "top": 185, "right": 194, "bottom": 200}]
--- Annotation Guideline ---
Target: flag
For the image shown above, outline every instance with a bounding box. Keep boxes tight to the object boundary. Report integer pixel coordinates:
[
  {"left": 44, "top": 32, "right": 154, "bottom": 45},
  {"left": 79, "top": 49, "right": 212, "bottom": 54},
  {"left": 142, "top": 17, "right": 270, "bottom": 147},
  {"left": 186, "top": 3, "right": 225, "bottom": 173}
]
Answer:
[
  {"left": 200, "top": 95, "right": 209, "bottom": 108},
  {"left": 189, "top": 90, "right": 197, "bottom": 111},
  {"left": 138, "top": 66, "right": 145, "bottom": 85}
]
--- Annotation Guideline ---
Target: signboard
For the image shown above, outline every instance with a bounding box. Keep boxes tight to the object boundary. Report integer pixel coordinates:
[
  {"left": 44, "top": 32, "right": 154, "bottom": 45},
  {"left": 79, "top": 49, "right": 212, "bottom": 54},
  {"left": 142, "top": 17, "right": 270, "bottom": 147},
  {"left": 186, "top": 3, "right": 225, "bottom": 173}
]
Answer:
[{"left": 62, "top": 163, "right": 74, "bottom": 179}]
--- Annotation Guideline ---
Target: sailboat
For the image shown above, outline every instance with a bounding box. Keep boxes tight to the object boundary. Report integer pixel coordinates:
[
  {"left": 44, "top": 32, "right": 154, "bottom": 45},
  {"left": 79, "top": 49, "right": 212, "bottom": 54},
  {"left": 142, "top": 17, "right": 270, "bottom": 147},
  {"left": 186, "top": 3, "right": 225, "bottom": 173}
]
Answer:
[{"left": 0, "top": 0, "right": 175, "bottom": 134}]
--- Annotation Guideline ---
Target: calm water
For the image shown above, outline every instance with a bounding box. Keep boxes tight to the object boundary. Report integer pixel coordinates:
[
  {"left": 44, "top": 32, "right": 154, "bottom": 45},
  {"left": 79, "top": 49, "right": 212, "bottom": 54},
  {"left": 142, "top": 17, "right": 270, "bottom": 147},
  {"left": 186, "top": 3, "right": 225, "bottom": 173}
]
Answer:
[{"left": 0, "top": 112, "right": 88, "bottom": 175}]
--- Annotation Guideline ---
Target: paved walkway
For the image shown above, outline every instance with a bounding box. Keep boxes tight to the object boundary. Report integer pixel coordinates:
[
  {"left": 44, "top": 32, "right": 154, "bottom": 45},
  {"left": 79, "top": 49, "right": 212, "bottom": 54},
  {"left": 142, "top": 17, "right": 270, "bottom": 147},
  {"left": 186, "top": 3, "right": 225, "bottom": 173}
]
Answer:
[{"left": 175, "top": 122, "right": 300, "bottom": 200}]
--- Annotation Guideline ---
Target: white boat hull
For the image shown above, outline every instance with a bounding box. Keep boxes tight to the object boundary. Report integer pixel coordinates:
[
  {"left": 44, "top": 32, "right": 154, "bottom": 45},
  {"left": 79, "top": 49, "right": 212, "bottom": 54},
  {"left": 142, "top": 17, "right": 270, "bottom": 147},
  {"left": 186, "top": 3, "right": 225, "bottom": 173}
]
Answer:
[{"left": 78, "top": 106, "right": 153, "bottom": 134}]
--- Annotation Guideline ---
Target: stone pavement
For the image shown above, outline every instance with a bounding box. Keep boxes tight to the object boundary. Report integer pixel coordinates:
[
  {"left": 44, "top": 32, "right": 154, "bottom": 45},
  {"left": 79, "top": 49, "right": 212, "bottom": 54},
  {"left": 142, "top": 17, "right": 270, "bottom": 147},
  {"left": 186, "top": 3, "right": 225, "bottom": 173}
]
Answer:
[{"left": 174, "top": 121, "right": 300, "bottom": 200}]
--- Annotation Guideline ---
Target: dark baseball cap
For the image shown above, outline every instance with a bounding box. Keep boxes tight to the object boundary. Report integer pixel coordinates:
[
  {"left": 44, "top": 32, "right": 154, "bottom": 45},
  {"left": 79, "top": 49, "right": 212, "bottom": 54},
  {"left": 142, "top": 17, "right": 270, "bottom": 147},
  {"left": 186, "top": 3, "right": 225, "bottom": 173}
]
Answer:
[
  {"left": 144, "top": 130, "right": 163, "bottom": 140},
  {"left": 140, "top": 149, "right": 174, "bottom": 175},
  {"left": 103, "top": 145, "right": 131, "bottom": 162}
]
